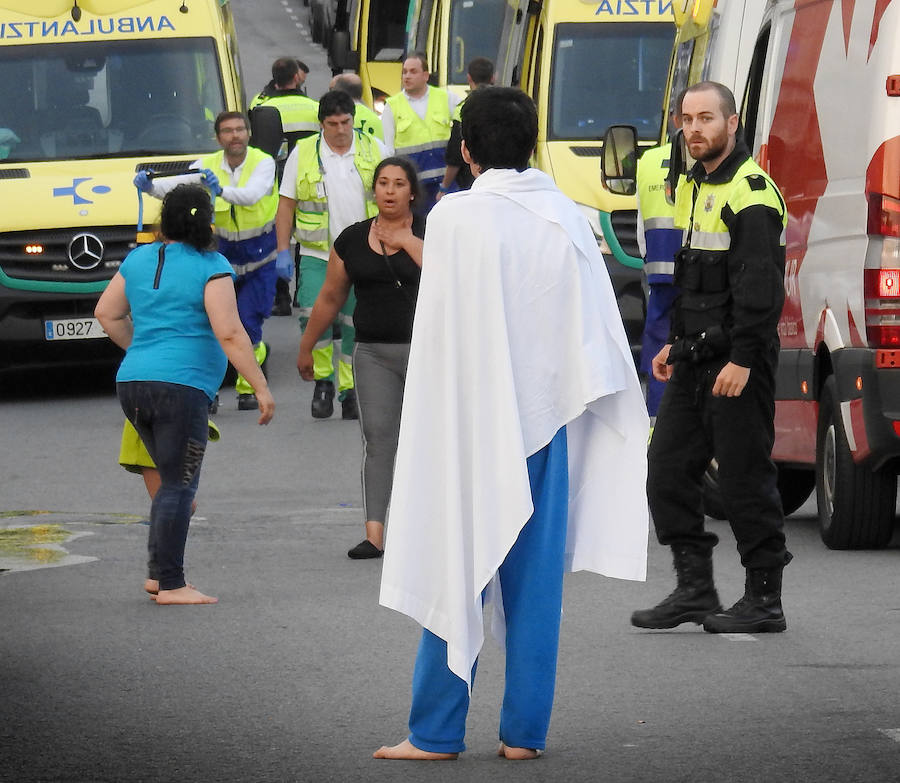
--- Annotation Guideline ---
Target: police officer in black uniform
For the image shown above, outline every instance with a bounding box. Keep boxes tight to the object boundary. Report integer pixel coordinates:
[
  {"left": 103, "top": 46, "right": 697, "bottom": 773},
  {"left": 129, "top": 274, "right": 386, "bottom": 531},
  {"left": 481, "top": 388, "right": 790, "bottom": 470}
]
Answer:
[{"left": 631, "top": 82, "right": 792, "bottom": 635}]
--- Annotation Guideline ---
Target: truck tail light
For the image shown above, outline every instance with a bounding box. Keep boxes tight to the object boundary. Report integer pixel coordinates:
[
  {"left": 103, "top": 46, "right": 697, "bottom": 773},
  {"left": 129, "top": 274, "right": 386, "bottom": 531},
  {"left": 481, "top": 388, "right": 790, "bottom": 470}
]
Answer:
[
  {"left": 865, "top": 268, "right": 900, "bottom": 347},
  {"left": 867, "top": 194, "right": 900, "bottom": 238}
]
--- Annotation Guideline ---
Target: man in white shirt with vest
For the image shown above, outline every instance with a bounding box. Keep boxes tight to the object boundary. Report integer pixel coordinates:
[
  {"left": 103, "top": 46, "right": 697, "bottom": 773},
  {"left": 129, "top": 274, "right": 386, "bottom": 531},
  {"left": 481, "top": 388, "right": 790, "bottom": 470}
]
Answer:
[
  {"left": 133, "top": 111, "right": 278, "bottom": 411},
  {"left": 382, "top": 52, "right": 460, "bottom": 212},
  {"left": 275, "top": 90, "right": 385, "bottom": 419}
]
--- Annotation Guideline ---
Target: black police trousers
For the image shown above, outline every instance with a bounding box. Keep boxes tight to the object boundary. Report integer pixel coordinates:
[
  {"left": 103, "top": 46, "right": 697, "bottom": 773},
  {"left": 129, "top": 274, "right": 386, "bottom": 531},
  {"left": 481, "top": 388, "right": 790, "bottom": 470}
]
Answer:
[{"left": 647, "top": 346, "right": 791, "bottom": 569}]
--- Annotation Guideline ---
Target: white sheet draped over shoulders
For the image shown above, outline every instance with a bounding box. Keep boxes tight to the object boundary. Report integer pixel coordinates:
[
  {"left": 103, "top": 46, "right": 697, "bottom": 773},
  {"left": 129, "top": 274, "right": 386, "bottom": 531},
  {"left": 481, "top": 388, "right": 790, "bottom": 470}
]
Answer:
[{"left": 379, "top": 167, "right": 649, "bottom": 685}]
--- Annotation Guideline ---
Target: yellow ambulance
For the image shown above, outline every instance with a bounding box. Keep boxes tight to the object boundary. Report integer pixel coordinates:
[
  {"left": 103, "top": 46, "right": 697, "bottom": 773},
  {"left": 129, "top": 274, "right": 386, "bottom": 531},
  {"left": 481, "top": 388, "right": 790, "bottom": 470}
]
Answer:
[
  {"left": 328, "top": 0, "right": 416, "bottom": 112},
  {"left": 407, "top": 0, "right": 534, "bottom": 98},
  {"left": 0, "top": 0, "right": 244, "bottom": 369},
  {"left": 520, "top": 0, "right": 675, "bottom": 352}
]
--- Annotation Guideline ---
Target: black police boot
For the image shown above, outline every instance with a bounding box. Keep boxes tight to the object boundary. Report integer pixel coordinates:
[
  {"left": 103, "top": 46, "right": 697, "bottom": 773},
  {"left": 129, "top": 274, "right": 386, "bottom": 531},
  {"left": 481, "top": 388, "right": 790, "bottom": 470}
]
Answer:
[
  {"left": 341, "top": 389, "right": 359, "bottom": 420},
  {"left": 311, "top": 379, "right": 335, "bottom": 419},
  {"left": 631, "top": 546, "right": 722, "bottom": 629},
  {"left": 703, "top": 568, "right": 786, "bottom": 634}
]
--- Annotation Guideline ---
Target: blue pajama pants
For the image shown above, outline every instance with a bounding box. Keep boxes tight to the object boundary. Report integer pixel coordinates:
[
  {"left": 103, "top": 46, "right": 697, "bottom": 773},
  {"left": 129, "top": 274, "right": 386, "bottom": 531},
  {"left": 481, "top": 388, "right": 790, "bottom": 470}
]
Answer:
[{"left": 407, "top": 426, "right": 569, "bottom": 754}]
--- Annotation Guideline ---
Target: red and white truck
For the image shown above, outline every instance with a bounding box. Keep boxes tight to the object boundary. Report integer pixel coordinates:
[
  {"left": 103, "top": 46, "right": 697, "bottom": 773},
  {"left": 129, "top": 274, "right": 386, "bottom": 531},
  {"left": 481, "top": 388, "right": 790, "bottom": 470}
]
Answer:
[
  {"left": 607, "top": 0, "right": 899, "bottom": 547},
  {"left": 741, "top": 0, "right": 900, "bottom": 548}
]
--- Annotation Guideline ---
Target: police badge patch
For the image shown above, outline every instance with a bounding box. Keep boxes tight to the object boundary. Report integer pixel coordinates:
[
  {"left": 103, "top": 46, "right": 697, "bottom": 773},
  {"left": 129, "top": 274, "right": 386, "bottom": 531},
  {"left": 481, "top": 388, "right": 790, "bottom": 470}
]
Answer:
[{"left": 704, "top": 194, "right": 715, "bottom": 212}]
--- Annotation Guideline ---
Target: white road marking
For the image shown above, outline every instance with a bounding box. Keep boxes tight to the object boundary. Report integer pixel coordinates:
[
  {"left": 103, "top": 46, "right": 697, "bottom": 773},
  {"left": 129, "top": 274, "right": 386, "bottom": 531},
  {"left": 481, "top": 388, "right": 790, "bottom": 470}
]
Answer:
[
  {"left": 717, "top": 633, "right": 759, "bottom": 642},
  {"left": 878, "top": 729, "right": 900, "bottom": 743}
]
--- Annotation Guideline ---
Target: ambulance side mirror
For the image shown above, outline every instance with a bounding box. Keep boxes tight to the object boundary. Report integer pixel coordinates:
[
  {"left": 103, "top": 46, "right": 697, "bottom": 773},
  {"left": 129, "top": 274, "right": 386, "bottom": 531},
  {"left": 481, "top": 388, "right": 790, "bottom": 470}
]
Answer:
[
  {"left": 601, "top": 125, "right": 638, "bottom": 196},
  {"left": 328, "top": 30, "right": 359, "bottom": 72}
]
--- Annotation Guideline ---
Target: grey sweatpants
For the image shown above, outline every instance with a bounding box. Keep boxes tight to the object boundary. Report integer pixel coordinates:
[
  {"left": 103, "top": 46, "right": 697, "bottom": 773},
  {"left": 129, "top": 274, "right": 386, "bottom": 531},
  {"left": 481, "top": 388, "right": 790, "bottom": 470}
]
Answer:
[{"left": 353, "top": 342, "right": 410, "bottom": 523}]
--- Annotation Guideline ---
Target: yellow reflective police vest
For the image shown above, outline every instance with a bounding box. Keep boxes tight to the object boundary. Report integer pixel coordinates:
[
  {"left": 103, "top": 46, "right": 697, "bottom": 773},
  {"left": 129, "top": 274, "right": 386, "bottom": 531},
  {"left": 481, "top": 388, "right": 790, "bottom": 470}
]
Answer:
[
  {"left": 292, "top": 131, "right": 381, "bottom": 253},
  {"left": 200, "top": 147, "right": 278, "bottom": 241},
  {"left": 249, "top": 92, "right": 320, "bottom": 137},
  {"left": 386, "top": 86, "right": 452, "bottom": 182},
  {"left": 637, "top": 143, "right": 683, "bottom": 282},
  {"left": 673, "top": 156, "right": 786, "bottom": 337},
  {"left": 353, "top": 102, "right": 384, "bottom": 141}
]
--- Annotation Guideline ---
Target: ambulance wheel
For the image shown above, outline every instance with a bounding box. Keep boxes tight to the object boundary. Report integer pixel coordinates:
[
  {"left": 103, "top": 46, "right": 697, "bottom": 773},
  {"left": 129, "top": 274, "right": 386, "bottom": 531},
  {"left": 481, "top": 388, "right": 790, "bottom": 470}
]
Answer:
[
  {"left": 310, "top": 2, "right": 324, "bottom": 43},
  {"left": 702, "top": 461, "right": 816, "bottom": 521},
  {"left": 816, "top": 376, "right": 896, "bottom": 549}
]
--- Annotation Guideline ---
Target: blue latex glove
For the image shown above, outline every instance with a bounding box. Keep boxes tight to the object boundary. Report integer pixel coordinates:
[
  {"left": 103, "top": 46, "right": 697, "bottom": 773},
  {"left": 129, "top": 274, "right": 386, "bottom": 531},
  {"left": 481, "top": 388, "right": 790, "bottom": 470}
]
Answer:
[
  {"left": 275, "top": 248, "right": 293, "bottom": 280},
  {"left": 133, "top": 170, "right": 153, "bottom": 193},
  {"left": 201, "top": 168, "right": 222, "bottom": 197}
]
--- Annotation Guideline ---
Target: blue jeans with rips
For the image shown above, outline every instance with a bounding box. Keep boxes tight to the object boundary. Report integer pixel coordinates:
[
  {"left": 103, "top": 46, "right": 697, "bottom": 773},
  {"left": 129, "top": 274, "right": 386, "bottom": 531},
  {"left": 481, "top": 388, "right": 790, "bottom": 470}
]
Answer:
[{"left": 118, "top": 381, "right": 209, "bottom": 590}]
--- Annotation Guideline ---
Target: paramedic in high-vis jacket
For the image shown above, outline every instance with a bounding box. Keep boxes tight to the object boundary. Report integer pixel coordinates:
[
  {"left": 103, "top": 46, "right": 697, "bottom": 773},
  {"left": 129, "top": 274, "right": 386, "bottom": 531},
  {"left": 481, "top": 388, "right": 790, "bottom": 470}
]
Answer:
[
  {"left": 134, "top": 111, "right": 278, "bottom": 412},
  {"left": 631, "top": 82, "right": 792, "bottom": 636}
]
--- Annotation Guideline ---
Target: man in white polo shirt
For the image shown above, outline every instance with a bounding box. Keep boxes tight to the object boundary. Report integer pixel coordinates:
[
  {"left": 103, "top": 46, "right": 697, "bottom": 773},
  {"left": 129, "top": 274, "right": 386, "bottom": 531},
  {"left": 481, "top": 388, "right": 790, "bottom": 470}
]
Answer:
[{"left": 275, "top": 90, "right": 385, "bottom": 419}]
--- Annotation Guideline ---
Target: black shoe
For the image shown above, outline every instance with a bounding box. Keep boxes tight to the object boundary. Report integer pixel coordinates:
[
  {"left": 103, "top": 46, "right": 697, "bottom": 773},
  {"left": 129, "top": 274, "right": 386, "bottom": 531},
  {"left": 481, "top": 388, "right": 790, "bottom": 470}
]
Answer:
[
  {"left": 631, "top": 546, "right": 721, "bottom": 629},
  {"left": 208, "top": 393, "right": 219, "bottom": 415},
  {"left": 341, "top": 389, "right": 359, "bottom": 420},
  {"left": 271, "top": 279, "right": 293, "bottom": 316},
  {"left": 238, "top": 393, "right": 259, "bottom": 410},
  {"left": 311, "top": 379, "right": 335, "bottom": 418},
  {"left": 348, "top": 539, "right": 383, "bottom": 559},
  {"left": 703, "top": 568, "right": 786, "bottom": 634}
]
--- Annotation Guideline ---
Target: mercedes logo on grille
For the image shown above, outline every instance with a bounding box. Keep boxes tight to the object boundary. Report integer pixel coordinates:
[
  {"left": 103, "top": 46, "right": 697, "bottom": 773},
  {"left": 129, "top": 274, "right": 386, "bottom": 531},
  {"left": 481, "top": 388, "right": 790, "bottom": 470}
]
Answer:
[{"left": 68, "top": 232, "right": 104, "bottom": 270}]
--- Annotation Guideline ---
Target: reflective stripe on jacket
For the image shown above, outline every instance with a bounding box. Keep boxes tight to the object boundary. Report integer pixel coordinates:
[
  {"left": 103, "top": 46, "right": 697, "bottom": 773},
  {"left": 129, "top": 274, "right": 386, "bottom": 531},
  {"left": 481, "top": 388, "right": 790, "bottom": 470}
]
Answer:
[
  {"left": 200, "top": 148, "right": 279, "bottom": 274},
  {"left": 292, "top": 131, "right": 381, "bottom": 252},
  {"left": 249, "top": 93, "right": 320, "bottom": 136},
  {"left": 387, "top": 87, "right": 452, "bottom": 182},
  {"left": 636, "top": 143, "right": 683, "bottom": 283},
  {"left": 673, "top": 155, "right": 786, "bottom": 338}
]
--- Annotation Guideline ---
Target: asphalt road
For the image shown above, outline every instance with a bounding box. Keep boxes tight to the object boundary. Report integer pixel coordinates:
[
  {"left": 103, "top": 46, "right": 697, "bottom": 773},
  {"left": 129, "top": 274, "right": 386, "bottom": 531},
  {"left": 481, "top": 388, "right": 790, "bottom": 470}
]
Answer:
[
  {"left": 3, "top": 3, "right": 900, "bottom": 781},
  {"left": 3, "top": 312, "right": 900, "bottom": 783}
]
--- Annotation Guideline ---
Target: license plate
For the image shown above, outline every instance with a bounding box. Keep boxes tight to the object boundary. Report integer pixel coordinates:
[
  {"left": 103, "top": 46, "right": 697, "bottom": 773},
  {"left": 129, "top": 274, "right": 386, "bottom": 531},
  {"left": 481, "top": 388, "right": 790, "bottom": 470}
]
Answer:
[{"left": 44, "top": 317, "right": 108, "bottom": 341}]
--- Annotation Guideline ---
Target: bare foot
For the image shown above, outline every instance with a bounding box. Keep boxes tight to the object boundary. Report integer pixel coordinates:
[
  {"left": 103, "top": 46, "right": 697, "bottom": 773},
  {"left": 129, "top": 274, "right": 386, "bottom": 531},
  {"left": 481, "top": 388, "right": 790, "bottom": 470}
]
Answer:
[
  {"left": 144, "top": 579, "right": 194, "bottom": 596},
  {"left": 498, "top": 742, "right": 542, "bottom": 760},
  {"left": 373, "top": 739, "right": 457, "bottom": 760},
  {"left": 153, "top": 586, "right": 217, "bottom": 605}
]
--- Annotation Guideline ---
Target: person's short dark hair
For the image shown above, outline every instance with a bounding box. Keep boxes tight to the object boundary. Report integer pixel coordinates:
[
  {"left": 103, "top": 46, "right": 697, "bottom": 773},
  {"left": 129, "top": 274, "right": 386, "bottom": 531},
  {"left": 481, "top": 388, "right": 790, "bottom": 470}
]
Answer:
[
  {"left": 373, "top": 156, "right": 423, "bottom": 209},
  {"left": 467, "top": 57, "right": 494, "bottom": 85},
  {"left": 332, "top": 74, "right": 363, "bottom": 101},
  {"left": 684, "top": 81, "right": 737, "bottom": 118},
  {"left": 214, "top": 111, "right": 247, "bottom": 136},
  {"left": 408, "top": 51, "right": 429, "bottom": 73},
  {"left": 296, "top": 60, "right": 309, "bottom": 75},
  {"left": 461, "top": 87, "right": 536, "bottom": 172},
  {"left": 318, "top": 90, "right": 356, "bottom": 122},
  {"left": 272, "top": 56, "right": 300, "bottom": 87},
  {"left": 161, "top": 184, "right": 215, "bottom": 251}
]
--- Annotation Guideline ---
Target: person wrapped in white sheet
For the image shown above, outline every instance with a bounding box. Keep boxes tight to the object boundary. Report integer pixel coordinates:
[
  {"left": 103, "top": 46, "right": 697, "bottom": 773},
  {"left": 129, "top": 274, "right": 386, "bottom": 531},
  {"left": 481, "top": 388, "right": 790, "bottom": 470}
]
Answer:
[{"left": 374, "top": 87, "right": 650, "bottom": 761}]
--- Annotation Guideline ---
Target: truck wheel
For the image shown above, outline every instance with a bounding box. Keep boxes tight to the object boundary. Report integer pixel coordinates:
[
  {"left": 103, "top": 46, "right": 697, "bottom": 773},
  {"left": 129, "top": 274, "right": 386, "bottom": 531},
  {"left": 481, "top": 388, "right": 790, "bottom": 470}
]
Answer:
[
  {"left": 703, "top": 461, "right": 816, "bottom": 520},
  {"left": 816, "top": 376, "right": 896, "bottom": 549},
  {"left": 310, "top": 3, "right": 323, "bottom": 43}
]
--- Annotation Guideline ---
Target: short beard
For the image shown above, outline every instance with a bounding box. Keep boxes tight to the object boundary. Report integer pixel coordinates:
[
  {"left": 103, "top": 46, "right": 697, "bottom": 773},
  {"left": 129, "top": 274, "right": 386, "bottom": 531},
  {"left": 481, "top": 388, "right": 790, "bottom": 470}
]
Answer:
[{"left": 696, "top": 137, "right": 728, "bottom": 163}]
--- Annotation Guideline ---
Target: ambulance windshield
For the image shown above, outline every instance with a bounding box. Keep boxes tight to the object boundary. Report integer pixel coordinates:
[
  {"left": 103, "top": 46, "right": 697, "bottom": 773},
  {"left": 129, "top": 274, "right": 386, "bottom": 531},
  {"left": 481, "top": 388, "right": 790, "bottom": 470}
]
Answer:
[
  {"left": 0, "top": 37, "right": 225, "bottom": 162},
  {"left": 446, "top": 0, "right": 510, "bottom": 85},
  {"left": 549, "top": 21, "right": 673, "bottom": 141}
]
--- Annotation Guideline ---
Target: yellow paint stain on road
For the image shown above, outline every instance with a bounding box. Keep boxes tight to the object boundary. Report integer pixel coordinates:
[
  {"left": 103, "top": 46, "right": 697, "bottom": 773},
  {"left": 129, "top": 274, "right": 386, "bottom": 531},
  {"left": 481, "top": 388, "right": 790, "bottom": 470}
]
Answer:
[{"left": 0, "top": 524, "right": 97, "bottom": 573}]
